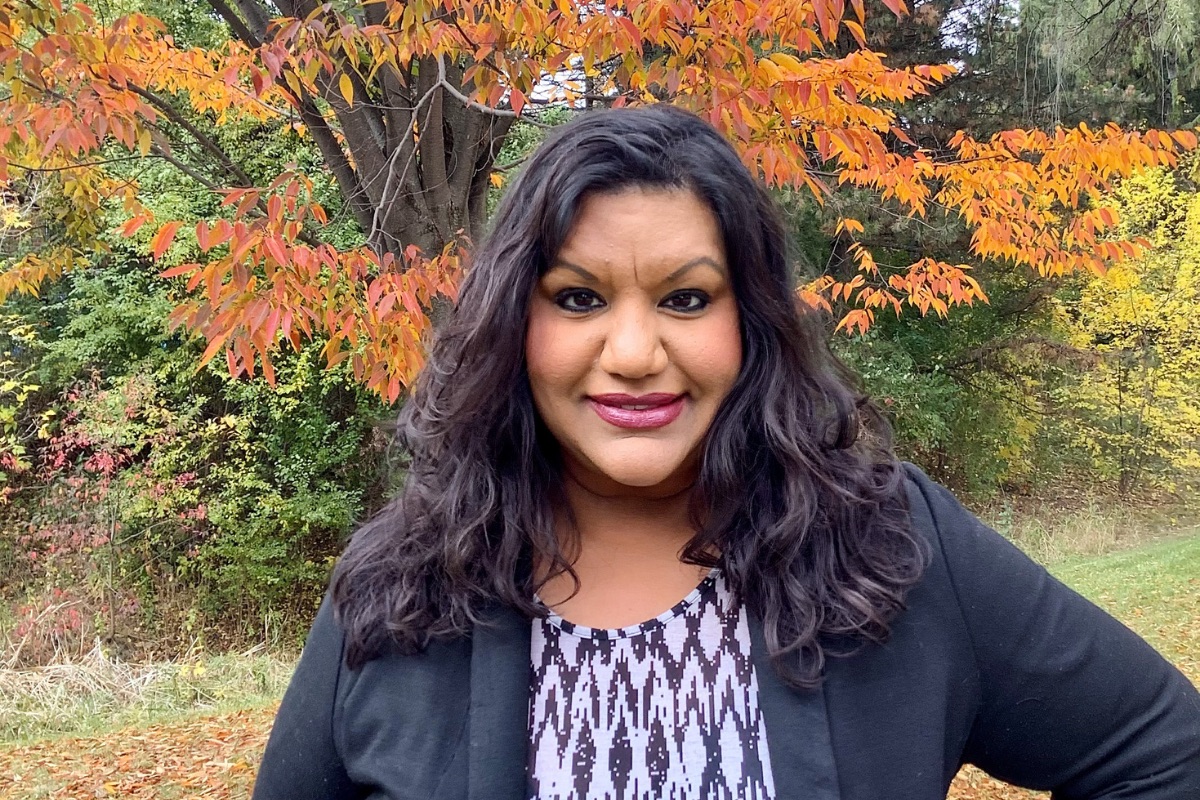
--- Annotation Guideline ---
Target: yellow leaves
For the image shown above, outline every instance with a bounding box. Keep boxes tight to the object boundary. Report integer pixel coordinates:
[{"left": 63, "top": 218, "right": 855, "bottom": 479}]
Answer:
[
  {"left": 844, "top": 19, "right": 865, "bottom": 44},
  {"left": 768, "top": 51, "right": 806, "bottom": 73},
  {"left": 835, "top": 217, "right": 864, "bottom": 234},
  {"left": 338, "top": 72, "right": 354, "bottom": 106},
  {"left": 0, "top": 246, "right": 82, "bottom": 302},
  {"left": 0, "top": 201, "right": 28, "bottom": 231},
  {"left": 757, "top": 57, "right": 786, "bottom": 85},
  {"left": 1061, "top": 174, "right": 1200, "bottom": 485}
]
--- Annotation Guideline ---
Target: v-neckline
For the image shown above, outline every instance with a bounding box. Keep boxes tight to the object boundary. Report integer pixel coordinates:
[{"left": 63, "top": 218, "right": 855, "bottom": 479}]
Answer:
[{"left": 465, "top": 602, "right": 842, "bottom": 800}]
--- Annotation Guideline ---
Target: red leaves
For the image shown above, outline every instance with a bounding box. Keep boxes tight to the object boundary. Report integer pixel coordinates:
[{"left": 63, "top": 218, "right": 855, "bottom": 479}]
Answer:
[
  {"left": 195, "top": 219, "right": 235, "bottom": 253},
  {"left": 263, "top": 234, "right": 289, "bottom": 267},
  {"left": 158, "top": 263, "right": 198, "bottom": 280},
  {"left": 1172, "top": 129, "right": 1199, "bottom": 149},
  {"left": 119, "top": 214, "right": 150, "bottom": 238},
  {"left": 149, "top": 221, "right": 181, "bottom": 261},
  {"left": 813, "top": 0, "right": 845, "bottom": 43},
  {"left": 879, "top": 0, "right": 909, "bottom": 17},
  {"left": 156, "top": 173, "right": 463, "bottom": 401},
  {"left": 508, "top": 87, "right": 527, "bottom": 116}
]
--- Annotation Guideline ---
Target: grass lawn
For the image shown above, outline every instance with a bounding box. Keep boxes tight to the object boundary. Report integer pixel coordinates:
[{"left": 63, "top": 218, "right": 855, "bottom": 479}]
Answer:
[
  {"left": 1051, "top": 531, "right": 1200, "bottom": 679},
  {"left": 2, "top": 529, "right": 1197, "bottom": 800}
]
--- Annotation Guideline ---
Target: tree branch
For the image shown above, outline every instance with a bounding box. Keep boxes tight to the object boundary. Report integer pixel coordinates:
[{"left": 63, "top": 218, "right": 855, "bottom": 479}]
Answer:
[
  {"left": 233, "top": 0, "right": 275, "bottom": 43},
  {"left": 7, "top": 155, "right": 166, "bottom": 173},
  {"left": 419, "top": 58, "right": 452, "bottom": 235},
  {"left": 149, "top": 144, "right": 223, "bottom": 192},
  {"left": 367, "top": 80, "right": 443, "bottom": 254},
  {"left": 205, "top": 0, "right": 261, "bottom": 47},
  {"left": 290, "top": 95, "right": 378, "bottom": 234},
  {"left": 127, "top": 83, "right": 257, "bottom": 189},
  {"left": 434, "top": 55, "right": 551, "bottom": 128}
]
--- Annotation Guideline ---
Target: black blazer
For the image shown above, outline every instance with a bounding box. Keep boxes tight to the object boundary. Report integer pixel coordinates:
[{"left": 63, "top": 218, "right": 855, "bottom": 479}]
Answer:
[{"left": 253, "top": 465, "right": 1200, "bottom": 799}]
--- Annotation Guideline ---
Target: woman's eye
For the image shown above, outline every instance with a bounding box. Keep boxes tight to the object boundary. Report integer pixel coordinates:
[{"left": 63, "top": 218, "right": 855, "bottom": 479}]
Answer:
[
  {"left": 554, "top": 289, "right": 606, "bottom": 313},
  {"left": 660, "top": 290, "right": 710, "bottom": 313}
]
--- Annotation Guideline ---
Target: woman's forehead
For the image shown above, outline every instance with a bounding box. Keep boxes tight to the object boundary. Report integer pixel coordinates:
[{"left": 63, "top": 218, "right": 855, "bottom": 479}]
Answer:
[{"left": 550, "top": 188, "right": 727, "bottom": 277}]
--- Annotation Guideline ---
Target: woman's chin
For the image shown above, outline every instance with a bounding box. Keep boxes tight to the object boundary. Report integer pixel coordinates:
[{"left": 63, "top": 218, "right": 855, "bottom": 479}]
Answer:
[
  {"left": 609, "top": 470, "right": 678, "bottom": 490},
  {"left": 583, "top": 454, "right": 696, "bottom": 494}
]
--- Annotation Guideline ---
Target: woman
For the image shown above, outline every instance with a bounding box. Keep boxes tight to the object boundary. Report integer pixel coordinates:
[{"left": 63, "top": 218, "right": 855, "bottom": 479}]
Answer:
[{"left": 253, "top": 105, "right": 1200, "bottom": 799}]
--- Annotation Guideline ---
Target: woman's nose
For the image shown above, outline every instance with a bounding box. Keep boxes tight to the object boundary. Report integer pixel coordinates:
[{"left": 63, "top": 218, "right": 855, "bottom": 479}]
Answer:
[{"left": 597, "top": 302, "right": 668, "bottom": 380}]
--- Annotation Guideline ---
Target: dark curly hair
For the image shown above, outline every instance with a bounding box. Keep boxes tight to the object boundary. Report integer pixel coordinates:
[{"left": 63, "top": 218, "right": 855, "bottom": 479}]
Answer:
[{"left": 332, "top": 103, "right": 927, "bottom": 688}]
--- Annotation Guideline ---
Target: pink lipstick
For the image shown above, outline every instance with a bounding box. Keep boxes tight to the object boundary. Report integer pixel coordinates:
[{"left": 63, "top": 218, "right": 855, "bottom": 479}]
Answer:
[{"left": 587, "top": 393, "right": 685, "bottom": 429}]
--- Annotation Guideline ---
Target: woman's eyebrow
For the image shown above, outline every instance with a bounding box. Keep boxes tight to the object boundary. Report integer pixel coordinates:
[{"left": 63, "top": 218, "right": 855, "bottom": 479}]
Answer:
[
  {"left": 546, "top": 260, "right": 599, "bottom": 282},
  {"left": 548, "top": 255, "right": 727, "bottom": 283},
  {"left": 666, "top": 256, "right": 727, "bottom": 281}
]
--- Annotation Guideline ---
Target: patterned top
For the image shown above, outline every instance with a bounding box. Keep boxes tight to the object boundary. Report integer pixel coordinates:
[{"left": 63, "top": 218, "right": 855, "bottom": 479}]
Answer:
[{"left": 527, "top": 570, "right": 777, "bottom": 800}]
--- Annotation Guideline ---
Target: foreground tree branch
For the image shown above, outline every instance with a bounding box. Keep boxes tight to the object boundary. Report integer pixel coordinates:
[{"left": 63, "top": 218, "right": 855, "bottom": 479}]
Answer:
[{"left": 0, "top": 0, "right": 1196, "bottom": 401}]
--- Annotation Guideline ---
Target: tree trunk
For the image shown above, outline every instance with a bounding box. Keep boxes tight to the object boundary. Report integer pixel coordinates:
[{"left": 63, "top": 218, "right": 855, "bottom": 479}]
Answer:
[{"left": 207, "top": 0, "right": 515, "bottom": 261}]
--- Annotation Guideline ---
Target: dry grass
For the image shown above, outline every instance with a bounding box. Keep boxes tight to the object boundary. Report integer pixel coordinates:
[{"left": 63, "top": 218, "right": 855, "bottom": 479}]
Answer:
[
  {"left": 980, "top": 494, "right": 1197, "bottom": 564},
  {"left": 0, "top": 640, "right": 294, "bottom": 745}
]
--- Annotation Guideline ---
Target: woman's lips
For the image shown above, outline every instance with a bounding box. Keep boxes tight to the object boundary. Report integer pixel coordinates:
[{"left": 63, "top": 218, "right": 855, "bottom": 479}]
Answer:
[{"left": 587, "top": 393, "right": 685, "bottom": 429}]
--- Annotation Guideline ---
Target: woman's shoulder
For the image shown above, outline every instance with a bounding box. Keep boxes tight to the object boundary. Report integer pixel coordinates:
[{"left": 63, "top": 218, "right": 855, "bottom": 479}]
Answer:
[
  {"left": 896, "top": 461, "right": 1020, "bottom": 573},
  {"left": 892, "top": 461, "right": 1055, "bottom": 624},
  {"left": 896, "top": 461, "right": 975, "bottom": 536}
]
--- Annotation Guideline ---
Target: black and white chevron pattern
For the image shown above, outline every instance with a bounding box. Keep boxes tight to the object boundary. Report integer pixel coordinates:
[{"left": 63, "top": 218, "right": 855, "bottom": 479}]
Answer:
[{"left": 527, "top": 571, "right": 776, "bottom": 800}]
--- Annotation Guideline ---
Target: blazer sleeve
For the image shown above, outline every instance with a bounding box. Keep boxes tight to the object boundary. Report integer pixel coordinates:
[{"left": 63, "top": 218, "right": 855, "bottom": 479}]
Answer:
[
  {"left": 905, "top": 465, "right": 1200, "bottom": 799},
  {"left": 252, "top": 591, "right": 362, "bottom": 800}
]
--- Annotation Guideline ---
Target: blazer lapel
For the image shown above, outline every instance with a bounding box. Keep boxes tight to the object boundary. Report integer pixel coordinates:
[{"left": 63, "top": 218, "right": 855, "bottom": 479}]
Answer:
[
  {"left": 468, "top": 604, "right": 532, "bottom": 800},
  {"left": 750, "top": 615, "right": 842, "bottom": 800}
]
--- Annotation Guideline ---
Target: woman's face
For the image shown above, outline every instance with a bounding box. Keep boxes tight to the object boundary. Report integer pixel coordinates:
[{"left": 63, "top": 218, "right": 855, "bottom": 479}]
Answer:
[{"left": 525, "top": 187, "right": 742, "bottom": 496}]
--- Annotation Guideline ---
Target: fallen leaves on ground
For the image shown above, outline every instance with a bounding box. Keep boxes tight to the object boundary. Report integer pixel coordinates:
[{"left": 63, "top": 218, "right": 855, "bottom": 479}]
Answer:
[
  {"left": 0, "top": 703, "right": 1052, "bottom": 800},
  {"left": 0, "top": 705, "right": 1049, "bottom": 800},
  {"left": 950, "top": 767, "right": 1043, "bottom": 799},
  {"left": 0, "top": 706, "right": 275, "bottom": 800}
]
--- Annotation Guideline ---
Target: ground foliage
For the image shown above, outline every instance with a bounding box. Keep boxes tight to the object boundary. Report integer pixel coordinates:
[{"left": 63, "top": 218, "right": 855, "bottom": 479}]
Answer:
[
  {"left": 3, "top": 531, "right": 1197, "bottom": 800},
  {"left": 0, "top": 708, "right": 1046, "bottom": 799},
  {"left": 0, "top": 706, "right": 272, "bottom": 799}
]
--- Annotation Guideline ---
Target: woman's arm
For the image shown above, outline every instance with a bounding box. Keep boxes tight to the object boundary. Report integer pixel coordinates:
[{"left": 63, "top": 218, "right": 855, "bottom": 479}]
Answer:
[
  {"left": 906, "top": 465, "right": 1200, "bottom": 798},
  {"left": 252, "top": 592, "right": 362, "bottom": 800}
]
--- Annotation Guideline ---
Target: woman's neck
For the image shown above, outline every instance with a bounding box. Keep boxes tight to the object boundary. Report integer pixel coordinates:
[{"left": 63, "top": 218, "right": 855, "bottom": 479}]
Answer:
[
  {"left": 536, "top": 469, "right": 711, "bottom": 628},
  {"left": 560, "top": 469, "right": 697, "bottom": 557}
]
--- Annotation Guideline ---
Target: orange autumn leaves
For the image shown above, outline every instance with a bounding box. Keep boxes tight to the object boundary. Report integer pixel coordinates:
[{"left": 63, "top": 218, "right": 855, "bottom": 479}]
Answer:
[
  {"left": 1, "top": 0, "right": 1198, "bottom": 400},
  {"left": 156, "top": 173, "right": 461, "bottom": 400}
]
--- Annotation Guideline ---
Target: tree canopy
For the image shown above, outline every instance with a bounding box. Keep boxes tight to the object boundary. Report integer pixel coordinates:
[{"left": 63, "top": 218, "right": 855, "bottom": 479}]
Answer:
[{"left": 1, "top": 0, "right": 1197, "bottom": 400}]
